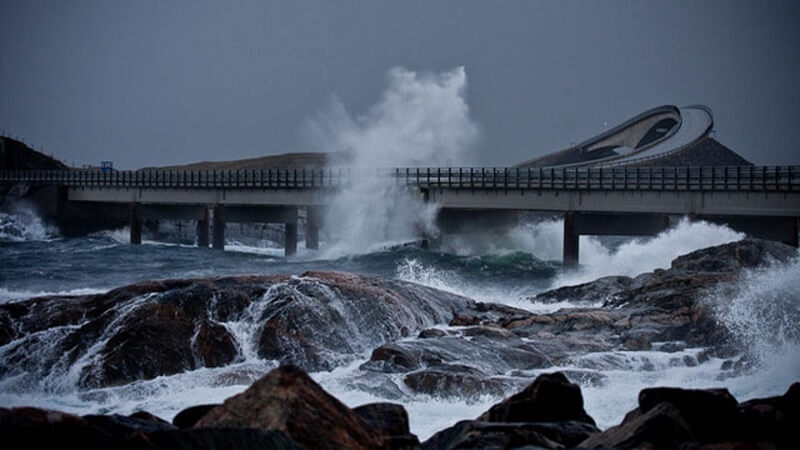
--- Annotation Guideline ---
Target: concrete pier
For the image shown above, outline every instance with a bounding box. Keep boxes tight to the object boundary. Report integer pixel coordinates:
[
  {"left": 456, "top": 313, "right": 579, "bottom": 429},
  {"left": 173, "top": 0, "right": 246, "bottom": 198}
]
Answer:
[
  {"left": 563, "top": 212, "right": 579, "bottom": 267},
  {"left": 130, "top": 203, "right": 142, "bottom": 245},
  {"left": 196, "top": 207, "right": 209, "bottom": 248},
  {"left": 212, "top": 206, "right": 225, "bottom": 250},
  {"left": 285, "top": 222, "right": 298, "bottom": 256},
  {"left": 305, "top": 207, "right": 320, "bottom": 250}
]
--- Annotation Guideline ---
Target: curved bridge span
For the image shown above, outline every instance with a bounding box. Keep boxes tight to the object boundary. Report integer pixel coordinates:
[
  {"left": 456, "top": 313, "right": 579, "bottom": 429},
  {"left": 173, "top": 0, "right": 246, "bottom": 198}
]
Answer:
[{"left": 516, "top": 105, "right": 715, "bottom": 168}]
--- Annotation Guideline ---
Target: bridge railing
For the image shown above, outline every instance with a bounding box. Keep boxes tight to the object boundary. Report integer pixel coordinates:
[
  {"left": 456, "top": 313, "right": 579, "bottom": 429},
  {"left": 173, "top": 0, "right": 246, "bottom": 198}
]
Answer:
[{"left": 0, "top": 166, "right": 798, "bottom": 192}]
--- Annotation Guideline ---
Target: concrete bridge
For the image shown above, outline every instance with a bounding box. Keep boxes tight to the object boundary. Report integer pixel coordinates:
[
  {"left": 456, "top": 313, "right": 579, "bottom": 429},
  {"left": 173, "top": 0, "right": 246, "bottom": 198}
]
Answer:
[{"left": 2, "top": 166, "right": 799, "bottom": 264}]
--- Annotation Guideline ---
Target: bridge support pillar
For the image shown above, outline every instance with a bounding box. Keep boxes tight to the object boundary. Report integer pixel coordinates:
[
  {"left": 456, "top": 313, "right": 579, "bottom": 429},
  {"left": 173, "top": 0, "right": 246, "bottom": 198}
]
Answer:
[
  {"left": 212, "top": 206, "right": 225, "bottom": 250},
  {"left": 285, "top": 222, "right": 298, "bottom": 257},
  {"left": 305, "top": 207, "right": 320, "bottom": 250},
  {"left": 130, "top": 203, "right": 142, "bottom": 245},
  {"left": 563, "top": 212, "right": 579, "bottom": 267},
  {"left": 196, "top": 207, "right": 209, "bottom": 248},
  {"left": 420, "top": 188, "right": 431, "bottom": 249}
]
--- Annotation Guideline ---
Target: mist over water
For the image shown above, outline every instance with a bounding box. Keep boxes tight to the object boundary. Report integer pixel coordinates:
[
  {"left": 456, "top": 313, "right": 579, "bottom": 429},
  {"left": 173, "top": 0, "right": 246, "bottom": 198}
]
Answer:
[{"left": 306, "top": 67, "right": 479, "bottom": 257}]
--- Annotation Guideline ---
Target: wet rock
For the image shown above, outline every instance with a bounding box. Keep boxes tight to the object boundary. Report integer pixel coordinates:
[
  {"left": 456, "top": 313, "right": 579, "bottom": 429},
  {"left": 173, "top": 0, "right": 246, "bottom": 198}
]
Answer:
[
  {"left": 579, "top": 402, "right": 693, "bottom": 449},
  {"left": 362, "top": 334, "right": 552, "bottom": 384},
  {"left": 360, "top": 344, "right": 423, "bottom": 373},
  {"left": 463, "top": 326, "right": 514, "bottom": 340},
  {"left": 0, "top": 272, "right": 471, "bottom": 388},
  {"left": 0, "top": 407, "right": 115, "bottom": 450},
  {"left": 195, "top": 365, "right": 383, "bottom": 449},
  {"left": 255, "top": 271, "right": 471, "bottom": 371},
  {"left": 520, "top": 239, "right": 799, "bottom": 357},
  {"left": 417, "top": 328, "right": 446, "bottom": 339},
  {"left": 560, "top": 370, "right": 608, "bottom": 387},
  {"left": 354, "top": 403, "right": 420, "bottom": 449},
  {"left": 533, "top": 275, "right": 633, "bottom": 304},
  {"left": 172, "top": 404, "right": 220, "bottom": 429},
  {"left": 478, "top": 372, "right": 596, "bottom": 426},
  {"left": 128, "top": 428, "right": 300, "bottom": 449},
  {"left": 422, "top": 420, "right": 597, "bottom": 450},
  {"left": 659, "top": 341, "right": 686, "bottom": 353},
  {"left": 403, "top": 364, "right": 511, "bottom": 399},
  {"left": 638, "top": 387, "right": 740, "bottom": 443},
  {"left": 449, "top": 302, "right": 531, "bottom": 327},
  {"left": 193, "top": 320, "right": 239, "bottom": 368},
  {"left": 82, "top": 412, "right": 176, "bottom": 436},
  {"left": 737, "top": 382, "right": 799, "bottom": 446},
  {"left": 670, "top": 238, "right": 797, "bottom": 273},
  {"left": 82, "top": 302, "right": 206, "bottom": 387}
]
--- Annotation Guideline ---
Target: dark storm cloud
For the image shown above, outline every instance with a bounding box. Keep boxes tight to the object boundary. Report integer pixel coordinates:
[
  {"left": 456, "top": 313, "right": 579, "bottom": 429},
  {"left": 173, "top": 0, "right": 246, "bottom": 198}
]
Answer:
[{"left": 1, "top": 0, "right": 798, "bottom": 168}]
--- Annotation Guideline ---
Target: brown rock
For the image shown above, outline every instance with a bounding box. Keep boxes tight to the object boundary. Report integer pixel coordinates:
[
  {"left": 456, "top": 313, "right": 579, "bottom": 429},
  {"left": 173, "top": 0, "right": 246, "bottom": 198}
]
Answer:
[
  {"left": 478, "top": 372, "right": 596, "bottom": 426},
  {"left": 403, "top": 364, "right": 510, "bottom": 399},
  {"left": 353, "top": 403, "right": 420, "bottom": 450},
  {"left": 423, "top": 420, "right": 598, "bottom": 450},
  {"left": 172, "top": 404, "right": 219, "bottom": 429},
  {"left": 0, "top": 407, "right": 114, "bottom": 449},
  {"left": 638, "top": 387, "right": 740, "bottom": 442},
  {"left": 195, "top": 365, "right": 382, "bottom": 449},
  {"left": 579, "top": 402, "right": 693, "bottom": 449}
]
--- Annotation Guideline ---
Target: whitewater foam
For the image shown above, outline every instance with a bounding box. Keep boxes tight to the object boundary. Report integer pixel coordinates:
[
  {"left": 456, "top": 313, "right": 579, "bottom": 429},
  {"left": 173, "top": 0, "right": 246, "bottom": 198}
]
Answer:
[
  {"left": 0, "top": 209, "right": 57, "bottom": 242},
  {"left": 0, "top": 287, "right": 109, "bottom": 304},
  {"left": 308, "top": 66, "right": 479, "bottom": 257}
]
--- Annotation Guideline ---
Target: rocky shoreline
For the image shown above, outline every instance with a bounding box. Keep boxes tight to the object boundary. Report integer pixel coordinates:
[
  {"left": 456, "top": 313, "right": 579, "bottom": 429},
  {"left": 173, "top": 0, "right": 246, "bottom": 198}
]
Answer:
[
  {"left": 1, "top": 238, "right": 798, "bottom": 448},
  {"left": 1, "top": 365, "right": 797, "bottom": 449}
]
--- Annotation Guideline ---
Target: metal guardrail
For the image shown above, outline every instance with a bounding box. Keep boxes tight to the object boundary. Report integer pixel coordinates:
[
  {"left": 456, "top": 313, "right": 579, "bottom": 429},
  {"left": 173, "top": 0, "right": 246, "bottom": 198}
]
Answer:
[{"left": 0, "top": 166, "right": 798, "bottom": 192}]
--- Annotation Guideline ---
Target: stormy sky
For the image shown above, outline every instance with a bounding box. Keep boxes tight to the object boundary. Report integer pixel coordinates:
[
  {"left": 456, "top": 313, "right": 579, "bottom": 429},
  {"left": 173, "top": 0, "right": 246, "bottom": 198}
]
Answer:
[{"left": 1, "top": 0, "right": 798, "bottom": 169}]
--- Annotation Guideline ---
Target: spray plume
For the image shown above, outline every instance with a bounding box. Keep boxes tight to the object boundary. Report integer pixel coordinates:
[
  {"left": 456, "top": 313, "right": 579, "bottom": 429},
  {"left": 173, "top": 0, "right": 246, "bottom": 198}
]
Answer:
[{"left": 305, "top": 67, "right": 479, "bottom": 256}]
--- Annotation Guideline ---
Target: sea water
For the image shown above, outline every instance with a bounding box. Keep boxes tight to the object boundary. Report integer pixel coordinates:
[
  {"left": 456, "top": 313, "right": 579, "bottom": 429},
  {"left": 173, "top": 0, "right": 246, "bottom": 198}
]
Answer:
[{"left": 0, "top": 212, "right": 798, "bottom": 440}]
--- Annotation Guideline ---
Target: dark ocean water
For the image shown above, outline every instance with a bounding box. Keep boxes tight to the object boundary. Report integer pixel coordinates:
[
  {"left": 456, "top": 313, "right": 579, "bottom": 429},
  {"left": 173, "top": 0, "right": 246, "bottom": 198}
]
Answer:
[{"left": 0, "top": 232, "right": 558, "bottom": 302}]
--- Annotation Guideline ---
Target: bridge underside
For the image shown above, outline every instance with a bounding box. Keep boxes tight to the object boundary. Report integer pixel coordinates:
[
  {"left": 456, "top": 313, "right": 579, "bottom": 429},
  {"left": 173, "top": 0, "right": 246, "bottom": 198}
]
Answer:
[{"left": 16, "top": 178, "right": 800, "bottom": 264}]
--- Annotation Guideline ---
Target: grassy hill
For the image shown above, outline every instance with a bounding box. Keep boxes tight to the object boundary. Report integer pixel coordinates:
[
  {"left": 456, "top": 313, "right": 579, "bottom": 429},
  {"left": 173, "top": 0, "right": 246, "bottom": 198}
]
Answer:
[{"left": 142, "top": 151, "right": 352, "bottom": 171}]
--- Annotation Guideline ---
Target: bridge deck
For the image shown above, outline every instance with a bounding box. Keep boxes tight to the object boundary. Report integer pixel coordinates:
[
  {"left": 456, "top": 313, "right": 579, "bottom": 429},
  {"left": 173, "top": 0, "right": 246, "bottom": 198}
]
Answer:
[{"left": 2, "top": 166, "right": 799, "bottom": 217}]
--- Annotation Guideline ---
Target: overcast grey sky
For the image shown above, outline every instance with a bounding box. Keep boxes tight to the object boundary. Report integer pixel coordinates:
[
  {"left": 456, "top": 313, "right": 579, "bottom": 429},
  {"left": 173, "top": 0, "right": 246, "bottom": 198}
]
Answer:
[{"left": 1, "top": 0, "right": 799, "bottom": 168}]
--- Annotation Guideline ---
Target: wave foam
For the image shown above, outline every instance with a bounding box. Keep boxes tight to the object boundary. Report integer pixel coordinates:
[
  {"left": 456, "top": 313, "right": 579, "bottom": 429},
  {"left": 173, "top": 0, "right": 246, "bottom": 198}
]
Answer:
[{"left": 0, "top": 209, "right": 57, "bottom": 242}]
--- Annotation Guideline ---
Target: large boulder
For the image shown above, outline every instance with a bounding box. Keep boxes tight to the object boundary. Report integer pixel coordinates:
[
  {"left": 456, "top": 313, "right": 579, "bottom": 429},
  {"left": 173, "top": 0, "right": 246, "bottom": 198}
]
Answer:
[
  {"left": 0, "top": 407, "right": 116, "bottom": 450},
  {"left": 477, "top": 372, "right": 595, "bottom": 426},
  {"left": 637, "top": 387, "right": 740, "bottom": 442},
  {"left": 737, "top": 382, "right": 800, "bottom": 447},
  {"left": 354, "top": 403, "right": 420, "bottom": 449},
  {"left": 423, "top": 372, "right": 599, "bottom": 449},
  {"left": 579, "top": 402, "right": 693, "bottom": 449},
  {"left": 422, "top": 420, "right": 595, "bottom": 450},
  {"left": 580, "top": 384, "right": 800, "bottom": 448},
  {"left": 195, "top": 365, "right": 383, "bottom": 449},
  {"left": 0, "top": 405, "right": 299, "bottom": 450}
]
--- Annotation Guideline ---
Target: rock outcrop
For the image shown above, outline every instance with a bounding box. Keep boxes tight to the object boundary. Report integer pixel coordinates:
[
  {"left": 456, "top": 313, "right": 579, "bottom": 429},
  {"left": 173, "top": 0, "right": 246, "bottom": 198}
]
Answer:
[
  {"left": 359, "top": 238, "right": 797, "bottom": 399},
  {"left": 0, "top": 366, "right": 796, "bottom": 449},
  {"left": 195, "top": 365, "right": 384, "bottom": 449},
  {"left": 0, "top": 272, "right": 471, "bottom": 388}
]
